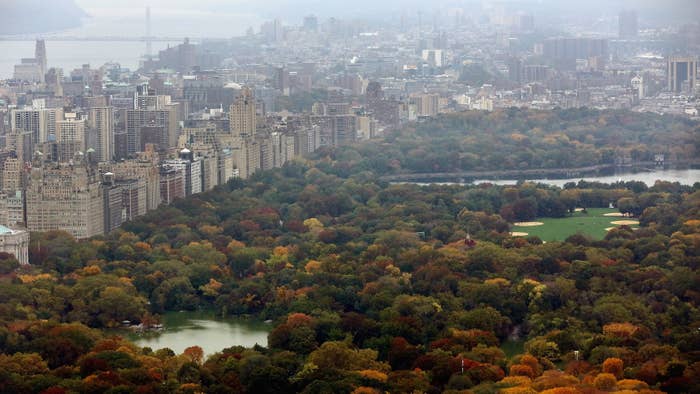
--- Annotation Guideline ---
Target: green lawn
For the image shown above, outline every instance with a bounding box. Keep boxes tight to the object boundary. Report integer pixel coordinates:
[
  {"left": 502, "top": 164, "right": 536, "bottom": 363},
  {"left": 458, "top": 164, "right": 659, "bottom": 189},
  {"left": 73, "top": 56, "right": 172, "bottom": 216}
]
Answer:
[{"left": 511, "top": 208, "right": 638, "bottom": 241}]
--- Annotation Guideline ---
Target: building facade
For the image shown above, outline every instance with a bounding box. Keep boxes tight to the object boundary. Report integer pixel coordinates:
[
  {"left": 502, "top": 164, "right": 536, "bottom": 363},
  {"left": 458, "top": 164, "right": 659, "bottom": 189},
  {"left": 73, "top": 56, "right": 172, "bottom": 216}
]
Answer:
[
  {"left": 0, "top": 225, "right": 29, "bottom": 265},
  {"left": 667, "top": 56, "right": 698, "bottom": 93},
  {"left": 229, "top": 88, "right": 257, "bottom": 138},
  {"left": 25, "top": 163, "right": 104, "bottom": 239}
]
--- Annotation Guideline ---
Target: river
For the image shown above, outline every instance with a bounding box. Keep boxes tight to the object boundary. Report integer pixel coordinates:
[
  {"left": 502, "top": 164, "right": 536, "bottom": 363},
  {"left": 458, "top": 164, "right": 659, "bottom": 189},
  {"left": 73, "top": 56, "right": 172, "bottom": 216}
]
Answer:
[
  {"left": 127, "top": 311, "right": 270, "bottom": 356},
  {"left": 404, "top": 168, "right": 700, "bottom": 187},
  {"left": 0, "top": 40, "right": 182, "bottom": 79}
]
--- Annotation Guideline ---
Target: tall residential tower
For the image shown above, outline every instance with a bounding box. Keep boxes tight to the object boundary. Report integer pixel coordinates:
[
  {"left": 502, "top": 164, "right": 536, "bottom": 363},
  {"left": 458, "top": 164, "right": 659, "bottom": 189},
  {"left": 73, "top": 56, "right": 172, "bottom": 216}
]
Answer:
[
  {"left": 229, "top": 87, "right": 257, "bottom": 139},
  {"left": 667, "top": 56, "right": 698, "bottom": 93}
]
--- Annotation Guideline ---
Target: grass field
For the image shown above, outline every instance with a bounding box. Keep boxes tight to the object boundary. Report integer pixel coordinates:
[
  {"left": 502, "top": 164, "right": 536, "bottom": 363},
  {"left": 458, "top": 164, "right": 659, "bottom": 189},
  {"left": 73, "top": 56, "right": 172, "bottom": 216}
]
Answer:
[{"left": 511, "top": 208, "right": 638, "bottom": 241}]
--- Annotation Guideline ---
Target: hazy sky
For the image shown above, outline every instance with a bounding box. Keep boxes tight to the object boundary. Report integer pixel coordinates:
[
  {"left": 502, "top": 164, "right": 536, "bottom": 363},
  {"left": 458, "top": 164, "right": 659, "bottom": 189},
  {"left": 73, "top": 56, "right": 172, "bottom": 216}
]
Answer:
[{"left": 41, "top": 0, "right": 700, "bottom": 37}]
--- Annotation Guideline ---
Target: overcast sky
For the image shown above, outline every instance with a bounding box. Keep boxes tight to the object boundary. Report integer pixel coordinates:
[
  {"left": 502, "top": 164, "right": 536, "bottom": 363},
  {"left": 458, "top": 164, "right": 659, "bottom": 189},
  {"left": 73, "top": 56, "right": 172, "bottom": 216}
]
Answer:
[{"left": 50, "top": 0, "right": 700, "bottom": 37}]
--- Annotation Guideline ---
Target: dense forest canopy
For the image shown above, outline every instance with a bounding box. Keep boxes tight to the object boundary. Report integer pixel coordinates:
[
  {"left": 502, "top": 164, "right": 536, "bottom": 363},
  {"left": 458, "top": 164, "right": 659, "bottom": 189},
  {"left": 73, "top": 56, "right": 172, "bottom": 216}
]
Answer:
[
  {"left": 0, "top": 108, "right": 699, "bottom": 393},
  {"left": 349, "top": 108, "right": 699, "bottom": 174}
]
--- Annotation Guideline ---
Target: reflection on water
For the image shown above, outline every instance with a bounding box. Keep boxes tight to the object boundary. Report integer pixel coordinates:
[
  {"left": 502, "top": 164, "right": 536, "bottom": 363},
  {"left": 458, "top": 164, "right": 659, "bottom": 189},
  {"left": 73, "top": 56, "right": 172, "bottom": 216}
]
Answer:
[
  {"left": 127, "top": 311, "right": 270, "bottom": 356},
  {"left": 406, "top": 169, "right": 700, "bottom": 187},
  {"left": 474, "top": 169, "right": 700, "bottom": 187},
  {"left": 0, "top": 40, "right": 181, "bottom": 79}
]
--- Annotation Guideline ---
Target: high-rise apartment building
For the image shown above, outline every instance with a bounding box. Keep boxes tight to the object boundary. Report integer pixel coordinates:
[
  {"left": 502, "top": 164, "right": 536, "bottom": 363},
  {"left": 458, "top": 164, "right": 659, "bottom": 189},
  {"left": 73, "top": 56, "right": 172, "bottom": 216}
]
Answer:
[
  {"left": 0, "top": 191, "right": 26, "bottom": 229},
  {"left": 618, "top": 10, "right": 638, "bottom": 39},
  {"left": 542, "top": 38, "right": 608, "bottom": 70},
  {"left": 667, "top": 56, "right": 698, "bottom": 93},
  {"left": 258, "top": 136, "right": 274, "bottom": 171},
  {"left": 261, "top": 19, "right": 284, "bottom": 43},
  {"left": 200, "top": 156, "right": 219, "bottom": 192},
  {"left": 295, "top": 126, "right": 320, "bottom": 157},
  {"left": 159, "top": 166, "right": 185, "bottom": 205},
  {"left": 410, "top": 93, "right": 440, "bottom": 117},
  {"left": 35, "top": 39, "right": 47, "bottom": 79},
  {"left": 5, "top": 129, "right": 33, "bottom": 165},
  {"left": 231, "top": 138, "right": 262, "bottom": 179},
  {"left": 102, "top": 146, "right": 161, "bottom": 211},
  {"left": 87, "top": 107, "right": 114, "bottom": 162},
  {"left": 11, "top": 107, "right": 63, "bottom": 145},
  {"left": 271, "top": 131, "right": 296, "bottom": 168},
  {"left": 123, "top": 107, "right": 178, "bottom": 154},
  {"left": 229, "top": 88, "right": 257, "bottom": 139},
  {"left": 56, "top": 114, "right": 86, "bottom": 151},
  {"left": 26, "top": 163, "right": 104, "bottom": 239},
  {"left": 1, "top": 157, "right": 23, "bottom": 193},
  {"left": 101, "top": 173, "right": 148, "bottom": 233},
  {"left": 163, "top": 150, "right": 203, "bottom": 197},
  {"left": 137, "top": 92, "right": 171, "bottom": 111},
  {"left": 312, "top": 115, "right": 357, "bottom": 147}
]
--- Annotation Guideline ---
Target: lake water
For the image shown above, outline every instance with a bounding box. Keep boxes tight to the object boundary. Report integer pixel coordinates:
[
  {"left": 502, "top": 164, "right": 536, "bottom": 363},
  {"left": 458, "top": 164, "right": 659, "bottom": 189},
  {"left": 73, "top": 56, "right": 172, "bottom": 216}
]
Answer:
[
  {"left": 0, "top": 40, "right": 182, "bottom": 79},
  {"left": 127, "top": 311, "right": 270, "bottom": 356},
  {"left": 407, "top": 169, "right": 700, "bottom": 187}
]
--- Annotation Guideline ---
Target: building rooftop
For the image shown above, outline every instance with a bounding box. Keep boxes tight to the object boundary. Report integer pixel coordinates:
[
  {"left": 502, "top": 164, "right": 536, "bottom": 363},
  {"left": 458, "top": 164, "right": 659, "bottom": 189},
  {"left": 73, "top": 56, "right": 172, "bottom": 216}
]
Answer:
[{"left": 0, "top": 225, "right": 25, "bottom": 235}]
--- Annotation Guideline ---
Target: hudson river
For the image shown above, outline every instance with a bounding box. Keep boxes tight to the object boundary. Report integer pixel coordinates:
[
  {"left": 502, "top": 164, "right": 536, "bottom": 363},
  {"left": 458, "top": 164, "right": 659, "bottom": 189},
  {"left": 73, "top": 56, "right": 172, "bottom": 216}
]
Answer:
[{"left": 0, "top": 40, "right": 181, "bottom": 79}]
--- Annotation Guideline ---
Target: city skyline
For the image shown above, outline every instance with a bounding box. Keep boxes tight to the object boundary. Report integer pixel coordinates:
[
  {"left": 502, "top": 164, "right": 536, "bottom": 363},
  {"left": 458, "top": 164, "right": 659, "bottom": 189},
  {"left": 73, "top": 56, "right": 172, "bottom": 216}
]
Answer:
[
  {"left": 2, "top": 0, "right": 700, "bottom": 39},
  {"left": 0, "top": 1, "right": 697, "bottom": 262}
]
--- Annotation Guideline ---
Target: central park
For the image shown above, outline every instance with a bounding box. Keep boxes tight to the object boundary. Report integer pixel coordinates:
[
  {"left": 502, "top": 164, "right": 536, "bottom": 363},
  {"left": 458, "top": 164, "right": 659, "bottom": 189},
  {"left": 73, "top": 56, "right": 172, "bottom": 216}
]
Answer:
[{"left": 0, "top": 108, "right": 698, "bottom": 393}]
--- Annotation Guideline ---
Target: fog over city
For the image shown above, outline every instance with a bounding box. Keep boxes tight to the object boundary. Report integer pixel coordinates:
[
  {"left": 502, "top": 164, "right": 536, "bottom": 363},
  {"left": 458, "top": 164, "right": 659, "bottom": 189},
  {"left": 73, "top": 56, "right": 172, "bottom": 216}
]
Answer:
[
  {"left": 77, "top": 0, "right": 700, "bottom": 38},
  {"left": 2, "top": 0, "right": 700, "bottom": 37}
]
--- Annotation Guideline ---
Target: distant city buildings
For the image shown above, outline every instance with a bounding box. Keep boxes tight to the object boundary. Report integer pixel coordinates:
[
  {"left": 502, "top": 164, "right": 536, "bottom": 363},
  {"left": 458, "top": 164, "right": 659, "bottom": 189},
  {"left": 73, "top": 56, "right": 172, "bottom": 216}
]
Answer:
[
  {"left": 667, "top": 56, "right": 698, "bottom": 93},
  {"left": 542, "top": 38, "right": 609, "bottom": 71},
  {"left": 13, "top": 40, "right": 47, "bottom": 83},
  {"left": 619, "top": 10, "right": 638, "bottom": 39},
  {"left": 142, "top": 38, "right": 221, "bottom": 73}
]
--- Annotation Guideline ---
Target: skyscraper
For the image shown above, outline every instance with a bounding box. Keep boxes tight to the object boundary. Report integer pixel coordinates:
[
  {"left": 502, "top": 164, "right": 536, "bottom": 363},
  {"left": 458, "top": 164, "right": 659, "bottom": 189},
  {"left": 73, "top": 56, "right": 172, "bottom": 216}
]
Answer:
[
  {"left": 11, "top": 107, "right": 63, "bottom": 145},
  {"left": 56, "top": 114, "right": 86, "bottom": 151},
  {"left": 229, "top": 88, "right": 257, "bottom": 139},
  {"left": 123, "top": 108, "right": 178, "bottom": 154},
  {"left": 618, "top": 10, "right": 638, "bottom": 39},
  {"left": 667, "top": 56, "right": 698, "bottom": 93},
  {"left": 12, "top": 39, "right": 48, "bottom": 82},
  {"left": 303, "top": 15, "right": 318, "bottom": 31},
  {"left": 542, "top": 38, "right": 608, "bottom": 70},
  {"left": 35, "top": 39, "right": 47, "bottom": 80},
  {"left": 87, "top": 107, "right": 114, "bottom": 162}
]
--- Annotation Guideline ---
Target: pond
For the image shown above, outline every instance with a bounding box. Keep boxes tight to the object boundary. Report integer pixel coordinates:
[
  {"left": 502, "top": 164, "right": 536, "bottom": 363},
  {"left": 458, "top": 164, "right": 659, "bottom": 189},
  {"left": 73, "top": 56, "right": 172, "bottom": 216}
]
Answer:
[{"left": 126, "top": 311, "right": 271, "bottom": 356}]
